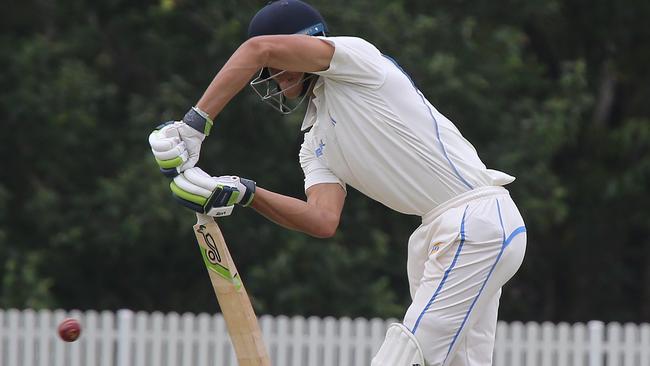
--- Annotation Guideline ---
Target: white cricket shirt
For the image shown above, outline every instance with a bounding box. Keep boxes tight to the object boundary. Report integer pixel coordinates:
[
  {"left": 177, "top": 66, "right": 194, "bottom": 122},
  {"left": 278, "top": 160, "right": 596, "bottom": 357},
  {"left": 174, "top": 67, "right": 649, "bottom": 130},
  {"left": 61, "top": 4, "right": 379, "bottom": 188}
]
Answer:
[{"left": 299, "top": 36, "right": 514, "bottom": 216}]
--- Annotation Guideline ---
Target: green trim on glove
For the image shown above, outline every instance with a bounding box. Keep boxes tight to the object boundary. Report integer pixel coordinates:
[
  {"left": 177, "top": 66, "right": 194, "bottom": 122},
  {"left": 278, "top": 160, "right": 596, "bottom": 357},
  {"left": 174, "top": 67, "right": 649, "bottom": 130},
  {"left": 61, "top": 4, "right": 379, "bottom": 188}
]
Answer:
[
  {"left": 170, "top": 181, "right": 208, "bottom": 206},
  {"left": 156, "top": 156, "right": 183, "bottom": 169},
  {"left": 226, "top": 190, "right": 240, "bottom": 206},
  {"left": 203, "top": 117, "right": 213, "bottom": 136}
]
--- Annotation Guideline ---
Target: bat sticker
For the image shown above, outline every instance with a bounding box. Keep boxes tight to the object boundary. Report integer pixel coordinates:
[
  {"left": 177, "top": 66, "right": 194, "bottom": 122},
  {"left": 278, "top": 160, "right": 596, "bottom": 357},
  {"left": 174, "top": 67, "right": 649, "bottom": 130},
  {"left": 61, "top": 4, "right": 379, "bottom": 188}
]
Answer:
[{"left": 196, "top": 224, "right": 242, "bottom": 290}]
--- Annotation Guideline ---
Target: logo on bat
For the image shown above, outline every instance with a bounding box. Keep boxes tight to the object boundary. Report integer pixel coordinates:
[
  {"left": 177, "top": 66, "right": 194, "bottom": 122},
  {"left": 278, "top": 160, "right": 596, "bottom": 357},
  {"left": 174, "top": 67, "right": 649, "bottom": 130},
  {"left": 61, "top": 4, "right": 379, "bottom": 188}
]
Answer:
[
  {"left": 197, "top": 225, "right": 222, "bottom": 264},
  {"left": 195, "top": 223, "right": 241, "bottom": 289}
]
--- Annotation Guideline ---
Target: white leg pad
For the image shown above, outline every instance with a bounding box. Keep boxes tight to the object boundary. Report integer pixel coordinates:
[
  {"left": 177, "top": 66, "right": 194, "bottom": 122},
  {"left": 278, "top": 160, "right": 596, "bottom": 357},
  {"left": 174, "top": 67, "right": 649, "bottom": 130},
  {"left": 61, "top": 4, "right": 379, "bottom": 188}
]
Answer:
[{"left": 371, "top": 323, "right": 426, "bottom": 366}]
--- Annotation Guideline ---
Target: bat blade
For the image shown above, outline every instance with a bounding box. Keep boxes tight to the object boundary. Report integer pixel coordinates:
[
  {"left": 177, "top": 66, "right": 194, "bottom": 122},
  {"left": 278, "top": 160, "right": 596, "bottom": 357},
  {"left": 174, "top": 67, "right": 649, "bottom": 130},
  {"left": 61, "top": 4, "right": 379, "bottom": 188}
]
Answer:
[{"left": 193, "top": 213, "right": 271, "bottom": 366}]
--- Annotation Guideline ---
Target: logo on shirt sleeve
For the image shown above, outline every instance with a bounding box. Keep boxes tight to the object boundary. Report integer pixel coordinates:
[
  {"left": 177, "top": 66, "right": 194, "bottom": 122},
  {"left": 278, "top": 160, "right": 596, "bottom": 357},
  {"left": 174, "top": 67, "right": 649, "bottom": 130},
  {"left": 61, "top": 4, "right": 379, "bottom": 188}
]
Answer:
[{"left": 315, "top": 139, "right": 326, "bottom": 157}]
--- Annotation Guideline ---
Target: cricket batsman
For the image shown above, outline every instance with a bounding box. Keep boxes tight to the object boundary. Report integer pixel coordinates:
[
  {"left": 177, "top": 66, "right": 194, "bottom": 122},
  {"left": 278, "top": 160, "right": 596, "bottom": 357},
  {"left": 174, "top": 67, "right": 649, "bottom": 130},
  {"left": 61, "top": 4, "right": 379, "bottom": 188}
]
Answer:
[{"left": 148, "top": 1, "right": 527, "bottom": 365}]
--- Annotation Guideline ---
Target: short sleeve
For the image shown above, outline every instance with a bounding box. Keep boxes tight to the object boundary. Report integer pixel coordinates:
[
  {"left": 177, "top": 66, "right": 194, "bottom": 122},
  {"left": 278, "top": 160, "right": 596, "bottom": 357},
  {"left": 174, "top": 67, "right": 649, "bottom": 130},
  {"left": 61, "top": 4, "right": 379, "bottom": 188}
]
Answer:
[
  {"left": 299, "top": 131, "right": 346, "bottom": 192},
  {"left": 314, "top": 36, "right": 387, "bottom": 88}
]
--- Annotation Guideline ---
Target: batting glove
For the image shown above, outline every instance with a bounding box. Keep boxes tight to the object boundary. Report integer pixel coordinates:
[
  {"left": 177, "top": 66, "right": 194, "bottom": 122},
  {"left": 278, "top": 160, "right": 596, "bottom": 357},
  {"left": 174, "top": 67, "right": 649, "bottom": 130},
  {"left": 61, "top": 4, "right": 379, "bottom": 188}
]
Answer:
[
  {"left": 170, "top": 167, "right": 256, "bottom": 217},
  {"left": 148, "top": 107, "right": 213, "bottom": 177}
]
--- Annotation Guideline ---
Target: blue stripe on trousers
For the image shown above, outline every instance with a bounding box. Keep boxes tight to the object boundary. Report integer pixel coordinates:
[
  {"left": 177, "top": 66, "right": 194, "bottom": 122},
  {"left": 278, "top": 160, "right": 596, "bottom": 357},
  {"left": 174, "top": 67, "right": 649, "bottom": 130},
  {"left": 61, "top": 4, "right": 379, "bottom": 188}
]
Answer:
[
  {"left": 442, "top": 200, "right": 526, "bottom": 364},
  {"left": 411, "top": 205, "right": 469, "bottom": 334}
]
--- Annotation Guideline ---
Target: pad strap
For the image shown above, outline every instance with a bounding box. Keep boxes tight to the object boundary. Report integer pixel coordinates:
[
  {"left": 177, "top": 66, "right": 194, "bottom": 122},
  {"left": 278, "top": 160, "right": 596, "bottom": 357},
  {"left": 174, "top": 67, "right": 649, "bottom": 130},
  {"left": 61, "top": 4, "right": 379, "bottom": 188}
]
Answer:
[{"left": 371, "top": 323, "right": 425, "bottom": 366}]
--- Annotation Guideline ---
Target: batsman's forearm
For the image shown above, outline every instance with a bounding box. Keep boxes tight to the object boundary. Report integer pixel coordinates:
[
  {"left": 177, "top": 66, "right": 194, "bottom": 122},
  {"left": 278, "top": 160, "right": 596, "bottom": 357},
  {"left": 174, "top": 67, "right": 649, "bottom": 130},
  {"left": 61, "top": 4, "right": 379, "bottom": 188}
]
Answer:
[
  {"left": 195, "top": 40, "right": 265, "bottom": 119},
  {"left": 250, "top": 188, "right": 339, "bottom": 238}
]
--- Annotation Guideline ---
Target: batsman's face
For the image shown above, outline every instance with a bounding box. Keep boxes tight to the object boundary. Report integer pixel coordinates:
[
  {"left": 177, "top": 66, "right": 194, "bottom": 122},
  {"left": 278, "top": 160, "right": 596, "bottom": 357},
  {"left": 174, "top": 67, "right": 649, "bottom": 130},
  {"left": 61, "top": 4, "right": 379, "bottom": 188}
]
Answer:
[{"left": 269, "top": 68, "right": 305, "bottom": 99}]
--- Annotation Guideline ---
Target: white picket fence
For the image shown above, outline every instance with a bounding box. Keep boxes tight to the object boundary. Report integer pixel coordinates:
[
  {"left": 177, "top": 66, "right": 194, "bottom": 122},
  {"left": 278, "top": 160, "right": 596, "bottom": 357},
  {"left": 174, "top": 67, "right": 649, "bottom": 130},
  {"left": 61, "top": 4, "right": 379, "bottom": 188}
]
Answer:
[{"left": 1, "top": 309, "right": 649, "bottom": 366}]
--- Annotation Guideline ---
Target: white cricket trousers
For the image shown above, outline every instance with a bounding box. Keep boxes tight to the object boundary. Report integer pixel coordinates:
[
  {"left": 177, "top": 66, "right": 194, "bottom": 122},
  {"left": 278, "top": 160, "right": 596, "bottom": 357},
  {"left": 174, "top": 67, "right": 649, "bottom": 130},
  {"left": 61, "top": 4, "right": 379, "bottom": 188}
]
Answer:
[{"left": 402, "top": 186, "right": 527, "bottom": 366}]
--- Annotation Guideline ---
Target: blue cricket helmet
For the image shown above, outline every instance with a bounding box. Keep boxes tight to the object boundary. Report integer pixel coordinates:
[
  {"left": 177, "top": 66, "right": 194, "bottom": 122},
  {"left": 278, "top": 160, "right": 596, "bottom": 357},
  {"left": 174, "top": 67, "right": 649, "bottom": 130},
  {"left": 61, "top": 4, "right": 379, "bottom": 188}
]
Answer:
[
  {"left": 247, "top": 1, "right": 329, "bottom": 114},
  {"left": 247, "top": 0, "right": 328, "bottom": 38}
]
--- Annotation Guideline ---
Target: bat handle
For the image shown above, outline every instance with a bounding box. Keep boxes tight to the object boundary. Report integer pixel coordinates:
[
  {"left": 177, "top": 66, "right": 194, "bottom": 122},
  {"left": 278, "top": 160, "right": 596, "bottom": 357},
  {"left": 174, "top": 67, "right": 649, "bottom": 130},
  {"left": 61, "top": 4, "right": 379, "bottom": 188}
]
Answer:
[{"left": 196, "top": 213, "right": 215, "bottom": 225}]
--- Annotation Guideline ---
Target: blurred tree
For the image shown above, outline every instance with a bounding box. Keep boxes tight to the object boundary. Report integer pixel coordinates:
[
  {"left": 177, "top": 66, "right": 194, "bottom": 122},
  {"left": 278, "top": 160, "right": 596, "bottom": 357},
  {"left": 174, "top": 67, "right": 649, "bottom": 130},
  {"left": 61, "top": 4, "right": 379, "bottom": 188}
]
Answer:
[{"left": 0, "top": 0, "right": 647, "bottom": 323}]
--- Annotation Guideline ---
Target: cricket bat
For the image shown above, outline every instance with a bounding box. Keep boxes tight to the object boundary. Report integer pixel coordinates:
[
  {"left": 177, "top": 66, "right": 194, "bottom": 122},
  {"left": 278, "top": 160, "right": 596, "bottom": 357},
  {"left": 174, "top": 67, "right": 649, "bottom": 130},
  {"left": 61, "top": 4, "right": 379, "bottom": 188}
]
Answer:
[{"left": 193, "top": 213, "right": 271, "bottom": 366}]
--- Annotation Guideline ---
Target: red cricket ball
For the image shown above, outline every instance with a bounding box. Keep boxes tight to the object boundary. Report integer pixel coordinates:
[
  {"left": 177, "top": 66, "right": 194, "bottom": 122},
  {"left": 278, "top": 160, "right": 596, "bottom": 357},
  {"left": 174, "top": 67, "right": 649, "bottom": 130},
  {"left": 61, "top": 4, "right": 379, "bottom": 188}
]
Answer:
[{"left": 58, "top": 318, "right": 82, "bottom": 342}]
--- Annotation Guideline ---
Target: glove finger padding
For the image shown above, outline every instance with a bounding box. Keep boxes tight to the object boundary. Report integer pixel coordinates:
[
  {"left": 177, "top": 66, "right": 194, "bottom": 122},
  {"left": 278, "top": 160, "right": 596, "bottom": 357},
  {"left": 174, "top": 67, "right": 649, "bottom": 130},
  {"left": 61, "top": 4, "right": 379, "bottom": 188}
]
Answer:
[
  {"left": 170, "top": 167, "right": 246, "bottom": 215},
  {"left": 148, "top": 133, "right": 179, "bottom": 151},
  {"left": 176, "top": 123, "right": 206, "bottom": 172},
  {"left": 183, "top": 168, "right": 243, "bottom": 207},
  {"left": 170, "top": 175, "right": 209, "bottom": 213},
  {"left": 151, "top": 141, "right": 187, "bottom": 161},
  {"left": 149, "top": 123, "right": 189, "bottom": 176},
  {"left": 149, "top": 123, "right": 181, "bottom": 150},
  {"left": 149, "top": 135, "right": 180, "bottom": 152},
  {"left": 173, "top": 173, "right": 213, "bottom": 198},
  {"left": 183, "top": 167, "right": 220, "bottom": 191}
]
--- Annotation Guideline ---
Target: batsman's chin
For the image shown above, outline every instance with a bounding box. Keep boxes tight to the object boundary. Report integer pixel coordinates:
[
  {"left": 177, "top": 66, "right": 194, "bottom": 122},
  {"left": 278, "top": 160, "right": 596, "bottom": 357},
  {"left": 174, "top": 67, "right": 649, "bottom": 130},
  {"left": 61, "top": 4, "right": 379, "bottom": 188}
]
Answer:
[{"left": 282, "top": 90, "right": 302, "bottom": 100}]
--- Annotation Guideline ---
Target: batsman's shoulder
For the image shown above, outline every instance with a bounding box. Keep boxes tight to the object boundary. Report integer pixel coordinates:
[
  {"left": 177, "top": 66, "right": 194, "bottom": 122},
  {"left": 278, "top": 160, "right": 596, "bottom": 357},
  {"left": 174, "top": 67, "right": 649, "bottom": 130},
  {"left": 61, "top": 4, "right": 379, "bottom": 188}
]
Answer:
[{"left": 317, "top": 35, "right": 379, "bottom": 52}]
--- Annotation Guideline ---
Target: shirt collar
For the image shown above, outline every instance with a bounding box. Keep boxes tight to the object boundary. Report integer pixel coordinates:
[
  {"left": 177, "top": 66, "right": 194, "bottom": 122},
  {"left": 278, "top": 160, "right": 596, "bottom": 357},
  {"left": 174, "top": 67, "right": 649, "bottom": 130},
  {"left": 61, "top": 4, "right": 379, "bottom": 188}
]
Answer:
[{"left": 300, "top": 77, "right": 324, "bottom": 131}]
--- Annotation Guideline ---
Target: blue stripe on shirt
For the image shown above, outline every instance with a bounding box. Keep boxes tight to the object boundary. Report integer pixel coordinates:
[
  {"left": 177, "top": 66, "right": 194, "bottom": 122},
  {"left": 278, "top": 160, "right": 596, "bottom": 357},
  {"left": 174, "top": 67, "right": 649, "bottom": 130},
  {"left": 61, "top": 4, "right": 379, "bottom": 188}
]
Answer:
[{"left": 382, "top": 55, "right": 474, "bottom": 189}]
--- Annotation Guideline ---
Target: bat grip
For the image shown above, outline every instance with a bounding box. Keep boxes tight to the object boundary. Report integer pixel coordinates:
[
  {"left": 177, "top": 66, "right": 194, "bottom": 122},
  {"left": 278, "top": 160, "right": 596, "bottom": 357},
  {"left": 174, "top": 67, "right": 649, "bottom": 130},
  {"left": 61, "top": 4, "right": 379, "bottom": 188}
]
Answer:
[{"left": 195, "top": 213, "right": 215, "bottom": 225}]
